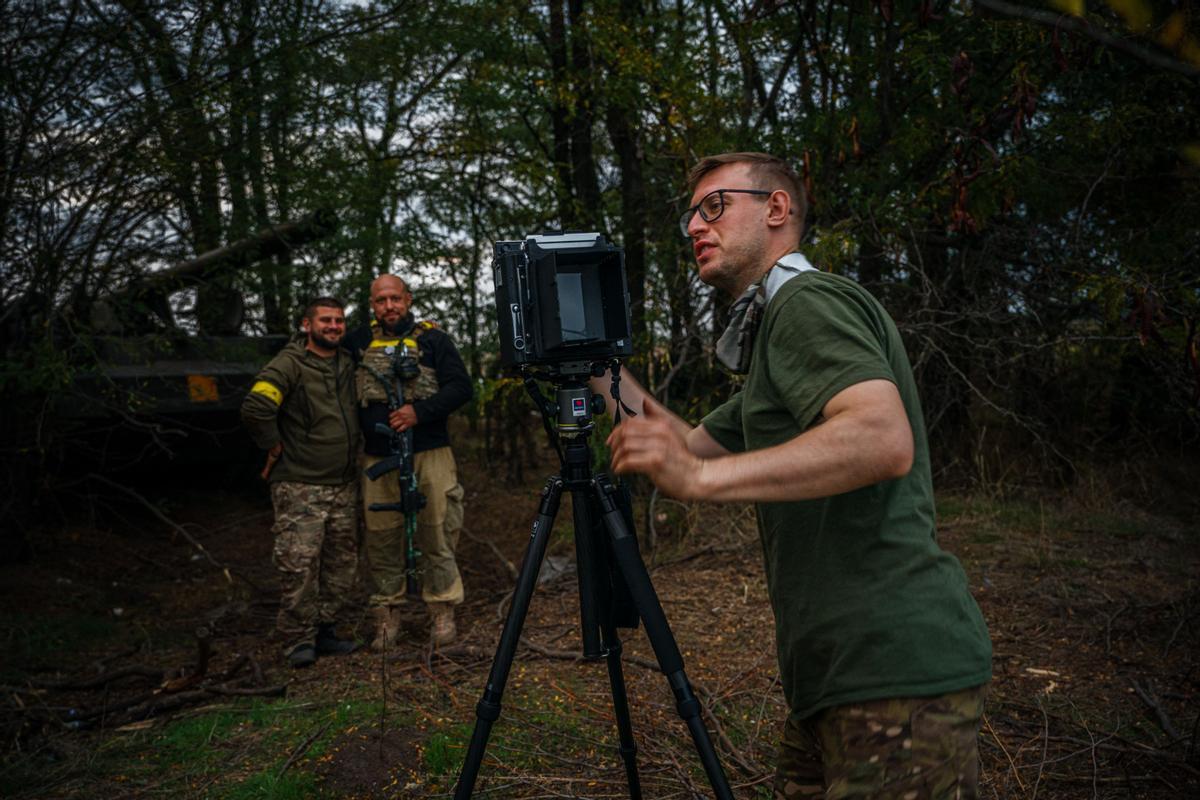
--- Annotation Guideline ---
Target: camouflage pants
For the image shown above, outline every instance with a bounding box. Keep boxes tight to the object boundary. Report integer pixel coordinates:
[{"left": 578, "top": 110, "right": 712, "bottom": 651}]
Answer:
[
  {"left": 362, "top": 446, "right": 464, "bottom": 607},
  {"left": 269, "top": 480, "right": 359, "bottom": 652},
  {"left": 774, "top": 684, "right": 988, "bottom": 800}
]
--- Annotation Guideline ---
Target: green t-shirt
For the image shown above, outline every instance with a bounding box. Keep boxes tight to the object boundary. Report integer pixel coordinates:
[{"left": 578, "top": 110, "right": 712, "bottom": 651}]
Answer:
[{"left": 702, "top": 271, "right": 992, "bottom": 719}]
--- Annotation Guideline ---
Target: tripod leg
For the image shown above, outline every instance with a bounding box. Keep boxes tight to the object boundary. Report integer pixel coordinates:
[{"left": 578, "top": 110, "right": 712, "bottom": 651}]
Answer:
[
  {"left": 454, "top": 477, "right": 563, "bottom": 799},
  {"left": 571, "top": 486, "right": 603, "bottom": 658},
  {"left": 600, "top": 624, "right": 643, "bottom": 800},
  {"left": 593, "top": 476, "right": 734, "bottom": 800}
]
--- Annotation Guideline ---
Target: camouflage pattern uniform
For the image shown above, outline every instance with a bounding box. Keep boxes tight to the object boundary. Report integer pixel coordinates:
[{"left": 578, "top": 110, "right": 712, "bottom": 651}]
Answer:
[
  {"left": 270, "top": 481, "right": 359, "bottom": 652},
  {"left": 774, "top": 684, "right": 988, "bottom": 799}
]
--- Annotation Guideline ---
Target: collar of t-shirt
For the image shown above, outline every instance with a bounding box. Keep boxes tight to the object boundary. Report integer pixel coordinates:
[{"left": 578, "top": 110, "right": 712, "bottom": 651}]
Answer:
[{"left": 764, "top": 251, "right": 818, "bottom": 302}]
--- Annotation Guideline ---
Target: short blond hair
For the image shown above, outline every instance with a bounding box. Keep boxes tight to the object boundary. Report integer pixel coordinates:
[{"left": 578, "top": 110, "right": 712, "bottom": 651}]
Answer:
[{"left": 687, "top": 152, "right": 807, "bottom": 228}]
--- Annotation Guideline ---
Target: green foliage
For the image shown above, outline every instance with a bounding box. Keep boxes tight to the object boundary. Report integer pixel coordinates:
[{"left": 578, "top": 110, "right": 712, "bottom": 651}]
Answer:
[
  {"left": 222, "top": 772, "right": 321, "bottom": 800},
  {"left": 143, "top": 700, "right": 385, "bottom": 796},
  {"left": 939, "top": 491, "right": 1182, "bottom": 544},
  {"left": 0, "top": 335, "right": 77, "bottom": 397},
  {"left": 473, "top": 375, "right": 525, "bottom": 411},
  {"left": 423, "top": 726, "right": 472, "bottom": 776},
  {"left": 159, "top": 711, "right": 242, "bottom": 763},
  {"left": 4, "top": 0, "right": 1196, "bottom": 496},
  {"left": 589, "top": 411, "right": 615, "bottom": 472}
]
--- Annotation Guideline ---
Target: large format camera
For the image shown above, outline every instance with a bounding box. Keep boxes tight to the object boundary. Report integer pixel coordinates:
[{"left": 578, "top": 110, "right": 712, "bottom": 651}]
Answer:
[{"left": 493, "top": 232, "right": 633, "bottom": 372}]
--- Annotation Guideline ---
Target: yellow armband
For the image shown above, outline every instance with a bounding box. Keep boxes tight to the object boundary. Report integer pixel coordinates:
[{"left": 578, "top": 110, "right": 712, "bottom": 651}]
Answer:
[{"left": 250, "top": 381, "right": 284, "bottom": 406}]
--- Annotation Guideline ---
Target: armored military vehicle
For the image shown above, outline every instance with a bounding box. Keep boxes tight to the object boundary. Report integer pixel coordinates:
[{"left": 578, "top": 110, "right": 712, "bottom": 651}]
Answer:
[
  {"left": 63, "top": 209, "right": 338, "bottom": 434},
  {"left": 0, "top": 210, "right": 342, "bottom": 552}
]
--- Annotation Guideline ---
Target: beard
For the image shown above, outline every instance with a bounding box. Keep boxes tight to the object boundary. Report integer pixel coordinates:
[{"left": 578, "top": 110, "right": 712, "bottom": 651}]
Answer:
[
  {"left": 310, "top": 330, "right": 343, "bottom": 350},
  {"left": 702, "top": 235, "right": 769, "bottom": 297},
  {"left": 379, "top": 313, "right": 413, "bottom": 336}
]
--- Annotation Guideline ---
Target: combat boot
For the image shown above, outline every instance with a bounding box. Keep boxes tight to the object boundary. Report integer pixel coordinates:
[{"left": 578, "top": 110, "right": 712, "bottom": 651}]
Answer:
[
  {"left": 428, "top": 602, "right": 456, "bottom": 646},
  {"left": 316, "top": 623, "right": 359, "bottom": 656},
  {"left": 368, "top": 606, "right": 401, "bottom": 651},
  {"left": 286, "top": 642, "right": 316, "bottom": 669}
]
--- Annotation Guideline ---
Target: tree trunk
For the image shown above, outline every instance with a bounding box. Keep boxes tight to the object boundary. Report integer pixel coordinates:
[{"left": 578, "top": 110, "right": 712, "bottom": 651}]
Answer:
[{"left": 547, "top": 0, "right": 575, "bottom": 228}]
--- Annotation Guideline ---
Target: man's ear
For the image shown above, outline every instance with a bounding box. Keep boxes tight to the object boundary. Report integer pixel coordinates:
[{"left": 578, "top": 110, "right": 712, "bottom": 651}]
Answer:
[
  {"left": 765, "top": 189, "right": 791, "bottom": 229},
  {"left": 300, "top": 316, "right": 311, "bottom": 333}
]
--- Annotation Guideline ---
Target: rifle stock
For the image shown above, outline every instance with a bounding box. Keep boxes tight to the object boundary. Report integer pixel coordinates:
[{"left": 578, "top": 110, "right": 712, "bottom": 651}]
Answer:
[{"left": 365, "top": 454, "right": 403, "bottom": 481}]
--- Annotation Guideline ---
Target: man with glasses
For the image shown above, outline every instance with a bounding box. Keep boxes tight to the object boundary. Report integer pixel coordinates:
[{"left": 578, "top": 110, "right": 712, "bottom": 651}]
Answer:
[
  {"left": 345, "top": 275, "right": 473, "bottom": 649},
  {"left": 601, "top": 152, "right": 992, "bottom": 798}
]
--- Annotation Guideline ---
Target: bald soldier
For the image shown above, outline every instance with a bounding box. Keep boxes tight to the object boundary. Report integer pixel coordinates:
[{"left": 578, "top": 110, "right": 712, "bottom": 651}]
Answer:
[{"left": 345, "top": 276, "right": 473, "bottom": 648}]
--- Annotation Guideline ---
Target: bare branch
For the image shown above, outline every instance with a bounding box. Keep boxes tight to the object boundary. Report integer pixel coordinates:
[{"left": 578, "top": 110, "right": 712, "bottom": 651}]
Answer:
[{"left": 974, "top": 0, "right": 1200, "bottom": 79}]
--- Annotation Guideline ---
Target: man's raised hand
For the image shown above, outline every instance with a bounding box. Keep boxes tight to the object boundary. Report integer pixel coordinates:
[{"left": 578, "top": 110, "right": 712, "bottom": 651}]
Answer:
[{"left": 607, "top": 398, "right": 705, "bottom": 501}]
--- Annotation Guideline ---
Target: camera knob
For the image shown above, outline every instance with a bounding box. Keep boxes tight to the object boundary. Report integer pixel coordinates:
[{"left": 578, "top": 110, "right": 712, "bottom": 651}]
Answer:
[{"left": 590, "top": 395, "right": 606, "bottom": 416}]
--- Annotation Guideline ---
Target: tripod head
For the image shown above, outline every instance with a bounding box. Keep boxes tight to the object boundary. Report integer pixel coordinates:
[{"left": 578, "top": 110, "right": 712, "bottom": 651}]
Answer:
[{"left": 520, "top": 357, "right": 635, "bottom": 457}]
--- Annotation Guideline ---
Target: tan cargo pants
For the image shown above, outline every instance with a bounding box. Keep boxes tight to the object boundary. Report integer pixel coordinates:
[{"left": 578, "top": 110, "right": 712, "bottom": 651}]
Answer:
[{"left": 362, "top": 446, "right": 464, "bottom": 607}]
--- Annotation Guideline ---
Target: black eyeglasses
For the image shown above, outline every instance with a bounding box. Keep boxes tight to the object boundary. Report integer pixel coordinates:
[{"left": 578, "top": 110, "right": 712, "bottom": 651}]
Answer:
[{"left": 679, "top": 189, "right": 771, "bottom": 239}]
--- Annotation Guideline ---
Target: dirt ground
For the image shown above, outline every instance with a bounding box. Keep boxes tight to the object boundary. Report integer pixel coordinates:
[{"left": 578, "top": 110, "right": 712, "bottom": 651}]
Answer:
[{"left": 1, "top": 434, "right": 1197, "bottom": 799}]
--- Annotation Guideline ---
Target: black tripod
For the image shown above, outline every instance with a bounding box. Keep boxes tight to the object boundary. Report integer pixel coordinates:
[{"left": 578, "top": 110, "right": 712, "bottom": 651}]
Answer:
[{"left": 453, "top": 364, "right": 733, "bottom": 799}]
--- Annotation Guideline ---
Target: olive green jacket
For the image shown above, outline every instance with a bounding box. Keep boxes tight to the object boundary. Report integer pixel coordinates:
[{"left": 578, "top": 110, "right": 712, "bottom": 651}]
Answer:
[{"left": 240, "top": 340, "right": 360, "bottom": 485}]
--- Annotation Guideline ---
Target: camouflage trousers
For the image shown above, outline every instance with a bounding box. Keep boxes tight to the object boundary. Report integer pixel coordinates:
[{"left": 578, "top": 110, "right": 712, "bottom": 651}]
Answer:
[
  {"left": 774, "top": 684, "right": 988, "bottom": 800},
  {"left": 269, "top": 480, "right": 359, "bottom": 652},
  {"left": 362, "top": 446, "right": 464, "bottom": 607}
]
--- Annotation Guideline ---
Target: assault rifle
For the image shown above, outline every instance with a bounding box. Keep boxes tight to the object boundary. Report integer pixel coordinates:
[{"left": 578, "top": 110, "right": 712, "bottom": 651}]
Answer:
[{"left": 364, "top": 348, "right": 425, "bottom": 598}]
